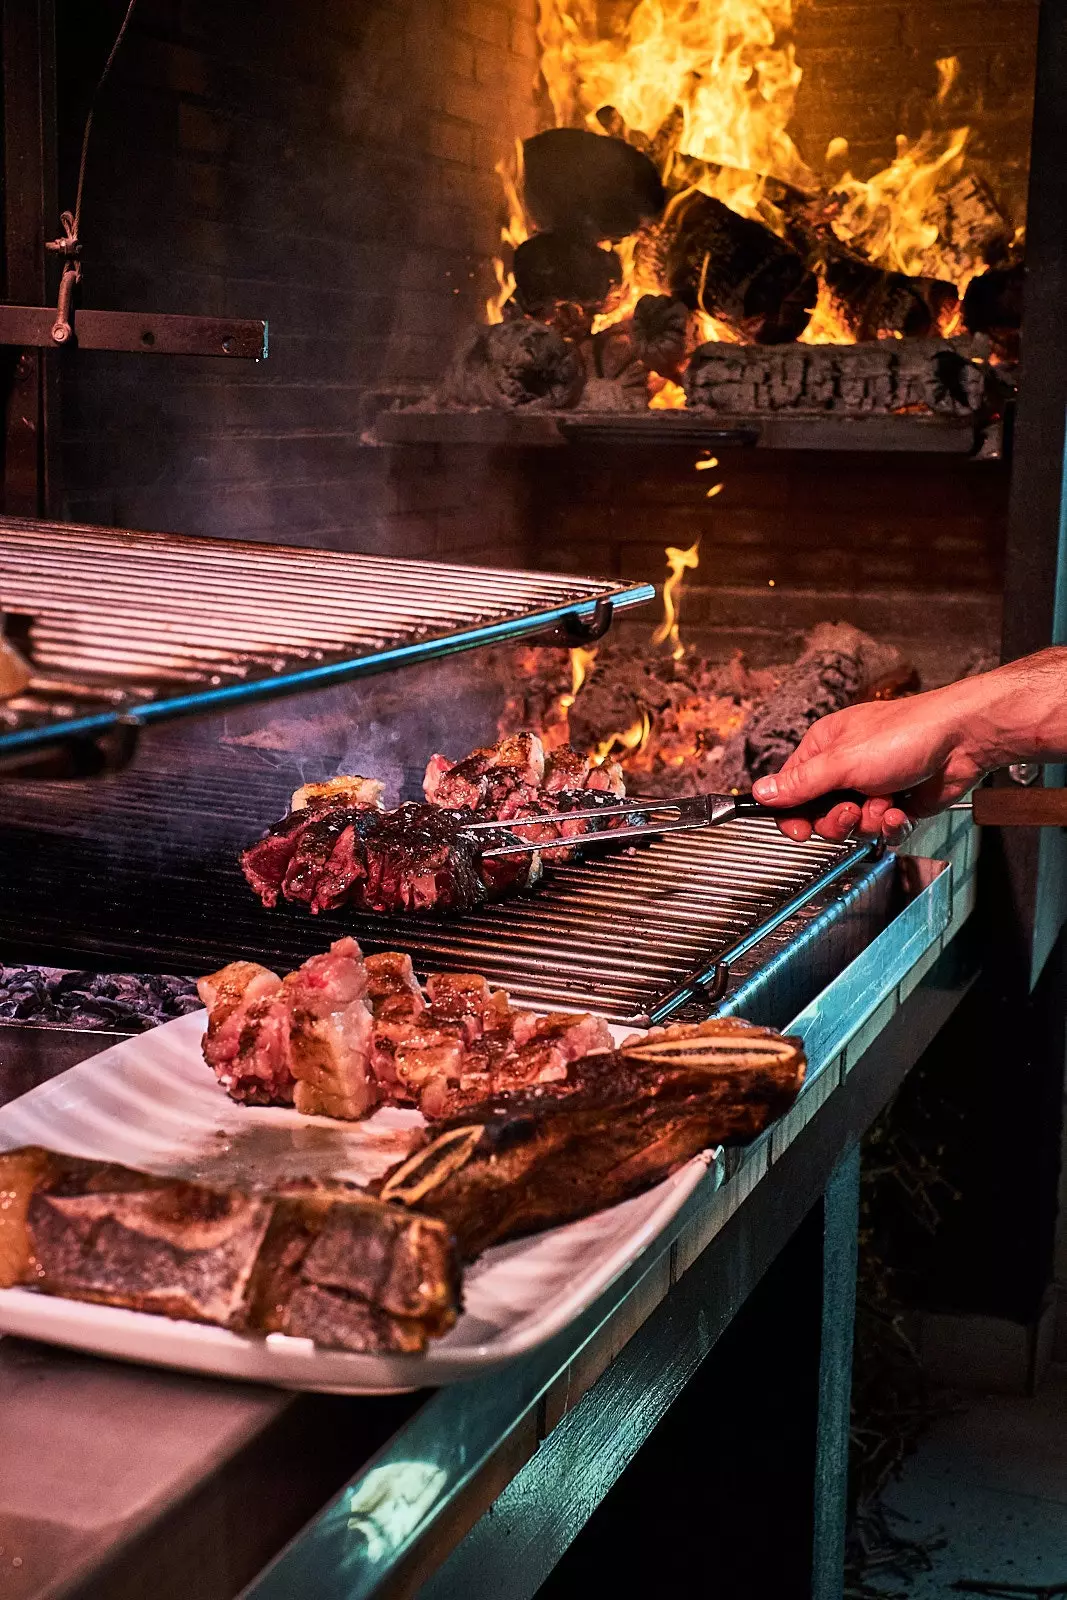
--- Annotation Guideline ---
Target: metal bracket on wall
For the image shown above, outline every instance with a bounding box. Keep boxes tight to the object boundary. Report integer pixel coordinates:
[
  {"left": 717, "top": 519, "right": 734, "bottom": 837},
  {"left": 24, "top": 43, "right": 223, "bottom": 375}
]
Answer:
[{"left": 0, "top": 305, "right": 267, "bottom": 360}]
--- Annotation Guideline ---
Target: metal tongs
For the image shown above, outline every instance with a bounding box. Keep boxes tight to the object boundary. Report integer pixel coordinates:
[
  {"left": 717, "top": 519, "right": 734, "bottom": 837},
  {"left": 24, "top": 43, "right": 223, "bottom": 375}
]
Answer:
[
  {"left": 469, "top": 784, "right": 1067, "bottom": 858},
  {"left": 468, "top": 790, "right": 851, "bottom": 858}
]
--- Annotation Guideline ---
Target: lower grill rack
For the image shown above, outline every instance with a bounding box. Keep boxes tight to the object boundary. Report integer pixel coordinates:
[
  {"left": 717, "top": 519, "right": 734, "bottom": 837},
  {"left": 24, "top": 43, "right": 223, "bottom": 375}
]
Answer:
[{"left": 0, "top": 789, "right": 884, "bottom": 1025}]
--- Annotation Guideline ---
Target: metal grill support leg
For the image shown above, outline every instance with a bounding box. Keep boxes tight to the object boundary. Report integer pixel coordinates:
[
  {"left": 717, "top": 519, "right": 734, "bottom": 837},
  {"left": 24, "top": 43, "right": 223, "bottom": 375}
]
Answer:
[{"left": 812, "top": 1145, "right": 861, "bottom": 1600}]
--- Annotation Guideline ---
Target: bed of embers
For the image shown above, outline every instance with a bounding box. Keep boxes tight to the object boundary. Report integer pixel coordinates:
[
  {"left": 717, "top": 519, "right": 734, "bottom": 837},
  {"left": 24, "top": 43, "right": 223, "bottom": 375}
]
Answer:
[
  {"left": 493, "top": 621, "right": 930, "bottom": 798},
  {"left": 0, "top": 934, "right": 806, "bottom": 1357}
]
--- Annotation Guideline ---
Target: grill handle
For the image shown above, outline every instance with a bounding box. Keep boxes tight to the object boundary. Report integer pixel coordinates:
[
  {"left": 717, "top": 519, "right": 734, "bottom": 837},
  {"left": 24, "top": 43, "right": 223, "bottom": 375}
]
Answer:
[{"left": 969, "top": 786, "right": 1067, "bottom": 826}]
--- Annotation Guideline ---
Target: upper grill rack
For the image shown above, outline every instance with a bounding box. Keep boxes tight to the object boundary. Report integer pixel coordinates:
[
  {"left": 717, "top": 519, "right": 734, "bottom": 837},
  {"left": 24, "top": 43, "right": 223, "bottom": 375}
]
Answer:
[{"left": 0, "top": 517, "right": 653, "bottom": 756}]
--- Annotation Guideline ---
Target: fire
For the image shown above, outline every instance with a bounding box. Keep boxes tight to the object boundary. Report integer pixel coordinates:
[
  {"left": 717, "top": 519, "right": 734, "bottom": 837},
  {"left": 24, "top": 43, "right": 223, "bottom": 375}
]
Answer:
[
  {"left": 486, "top": 140, "right": 529, "bottom": 324},
  {"left": 592, "top": 710, "right": 652, "bottom": 766},
  {"left": 649, "top": 378, "right": 686, "bottom": 409},
  {"left": 538, "top": 0, "right": 814, "bottom": 212},
  {"left": 489, "top": 0, "right": 1011, "bottom": 363},
  {"left": 651, "top": 539, "right": 701, "bottom": 659},
  {"left": 561, "top": 644, "right": 597, "bottom": 709}
]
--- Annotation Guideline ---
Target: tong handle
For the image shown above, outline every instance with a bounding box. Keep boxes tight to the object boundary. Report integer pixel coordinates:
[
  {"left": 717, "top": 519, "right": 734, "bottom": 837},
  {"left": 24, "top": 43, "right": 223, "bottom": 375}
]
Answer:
[
  {"left": 971, "top": 786, "right": 1067, "bottom": 827},
  {"left": 738, "top": 788, "right": 870, "bottom": 822}
]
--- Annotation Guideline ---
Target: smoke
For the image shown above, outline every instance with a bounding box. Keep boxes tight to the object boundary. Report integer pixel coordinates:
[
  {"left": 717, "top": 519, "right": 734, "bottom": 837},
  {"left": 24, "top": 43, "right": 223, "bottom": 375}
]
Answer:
[{"left": 215, "top": 652, "right": 509, "bottom": 805}]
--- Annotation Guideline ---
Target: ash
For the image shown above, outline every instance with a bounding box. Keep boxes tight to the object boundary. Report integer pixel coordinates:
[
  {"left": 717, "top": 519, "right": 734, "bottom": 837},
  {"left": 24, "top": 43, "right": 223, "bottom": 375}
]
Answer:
[{"left": 0, "top": 966, "right": 202, "bottom": 1032}]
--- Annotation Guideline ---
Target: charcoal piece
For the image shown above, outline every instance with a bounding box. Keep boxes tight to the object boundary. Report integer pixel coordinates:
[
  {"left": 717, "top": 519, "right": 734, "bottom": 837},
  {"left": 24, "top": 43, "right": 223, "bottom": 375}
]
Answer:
[
  {"left": 437, "top": 319, "right": 585, "bottom": 411},
  {"left": 724, "top": 650, "right": 864, "bottom": 785},
  {"left": 512, "top": 233, "right": 622, "bottom": 323},
  {"left": 522, "top": 129, "right": 665, "bottom": 242},
  {"left": 654, "top": 190, "right": 817, "bottom": 343},
  {"left": 631, "top": 293, "right": 689, "bottom": 379},
  {"left": 0, "top": 964, "right": 201, "bottom": 1030},
  {"left": 962, "top": 262, "right": 1025, "bottom": 359},
  {"left": 821, "top": 248, "right": 957, "bottom": 342},
  {"left": 380, "top": 1020, "right": 805, "bottom": 1258}
]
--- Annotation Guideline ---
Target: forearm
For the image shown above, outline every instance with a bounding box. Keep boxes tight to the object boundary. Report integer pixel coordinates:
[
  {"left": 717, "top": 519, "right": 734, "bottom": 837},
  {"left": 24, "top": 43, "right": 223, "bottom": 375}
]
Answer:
[{"left": 948, "top": 647, "right": 1067, "bottom": 770}]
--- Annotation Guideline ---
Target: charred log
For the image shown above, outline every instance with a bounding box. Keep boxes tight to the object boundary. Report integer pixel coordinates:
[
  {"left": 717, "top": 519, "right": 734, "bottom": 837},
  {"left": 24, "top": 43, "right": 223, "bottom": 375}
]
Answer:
[
  {"left": 648, "top": 190, "right": 817, "bottom": 344},
  {"left": 963, "top": 262, "right": 1025, "bottom": 359},
  {"left": 522, "top": 129, "right": 666, "bottom": 242},
  {"left": 821, "top": 247, "right": 958, "bottom": 342},
  {"left": 683, "top": 337, "right": 992, "bottom": 416},
  {"left": 632, "top": 293, "right": 690, "bottom": 378},
  {"left": 512, "top": 233, "right": 622, "bottom": 327},
  {"left": 436, "top": 318, "right": 585, "bottom": 411}
]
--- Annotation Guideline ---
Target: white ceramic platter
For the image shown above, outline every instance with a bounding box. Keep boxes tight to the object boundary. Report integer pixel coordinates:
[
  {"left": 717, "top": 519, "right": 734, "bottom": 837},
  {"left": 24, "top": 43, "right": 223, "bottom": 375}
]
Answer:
[{"left": 0, "top": 1012, "right": 721, "bottom": 1392}]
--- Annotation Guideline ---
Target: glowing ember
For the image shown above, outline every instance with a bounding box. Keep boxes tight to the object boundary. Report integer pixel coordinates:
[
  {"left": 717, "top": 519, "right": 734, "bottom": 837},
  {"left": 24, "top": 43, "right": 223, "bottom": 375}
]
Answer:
[{"left": 651, "top": 539, "right": 701, "bottom": 659}]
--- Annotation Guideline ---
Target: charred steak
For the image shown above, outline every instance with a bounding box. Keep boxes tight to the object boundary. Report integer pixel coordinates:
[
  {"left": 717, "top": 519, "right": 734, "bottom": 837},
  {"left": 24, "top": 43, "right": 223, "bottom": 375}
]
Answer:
[
  {"left": 379, "top": 1018, "right": 806, "bottom": 1258},
  {"left": 0, "top": 1146, "right": 460, "bottom": 1354},
  {"left": 240, "top": 734, "right": 633, "bottom": 918}
]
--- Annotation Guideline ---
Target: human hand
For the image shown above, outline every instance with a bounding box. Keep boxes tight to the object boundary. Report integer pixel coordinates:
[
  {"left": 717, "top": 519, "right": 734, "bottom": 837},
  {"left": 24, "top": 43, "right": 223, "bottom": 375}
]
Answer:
[{"left": 751, "top": 685, "right": 986, "bottom": 845}]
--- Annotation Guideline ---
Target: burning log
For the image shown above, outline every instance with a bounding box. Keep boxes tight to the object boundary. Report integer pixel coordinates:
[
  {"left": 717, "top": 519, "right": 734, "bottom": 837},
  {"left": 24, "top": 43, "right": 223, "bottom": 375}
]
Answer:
[
  {"left": 962, "top": 262, "right": 1025, "bottom": 360},
  {"left": 522, "top": 128, "right": 666, "bottom": 242},
  {"left": 820, "top": 247, "right": 958, "bottom": 342},
  {"left": 632, "top": 293, "right": 690, "bottom": 379},
  {"left": 683, "top": 337, "right": 993, "bottom": 416},
  {"left": 647, "top": 190, "right": 818, "bottom": 344},
  {"left": 435, "top": 318, "right": 585, "bottom": 411},
  {"left": 512, "top": 233, "right": 622, "bottom": 330}
]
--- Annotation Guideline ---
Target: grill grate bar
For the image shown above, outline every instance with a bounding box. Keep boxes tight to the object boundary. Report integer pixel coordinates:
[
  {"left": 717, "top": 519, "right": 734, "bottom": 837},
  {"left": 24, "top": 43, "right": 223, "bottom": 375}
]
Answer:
[{"left": 0, "top": 516, "right": 653, "bottom": 753}]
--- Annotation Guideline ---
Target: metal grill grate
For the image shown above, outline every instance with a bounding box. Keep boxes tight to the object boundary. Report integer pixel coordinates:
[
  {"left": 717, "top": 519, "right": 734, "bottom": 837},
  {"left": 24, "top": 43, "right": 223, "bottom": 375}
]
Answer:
[
  {"left": 0, "top": 765, "right": 873, "bottom": 1025},
  {"left": 0, "top": 517, "right": 653, "bottom": 755}
]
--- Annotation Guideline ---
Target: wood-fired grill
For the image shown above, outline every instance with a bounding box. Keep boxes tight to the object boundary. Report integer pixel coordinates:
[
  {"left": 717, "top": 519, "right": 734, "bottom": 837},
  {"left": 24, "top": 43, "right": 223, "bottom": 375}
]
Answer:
[{"left": 0, "top": 517, "right": 653, "bottom": 759}]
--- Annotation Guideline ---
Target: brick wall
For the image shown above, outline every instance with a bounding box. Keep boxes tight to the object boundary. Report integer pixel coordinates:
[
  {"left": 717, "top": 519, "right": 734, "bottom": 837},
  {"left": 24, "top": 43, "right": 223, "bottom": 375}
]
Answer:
[
  {"left": 55, "top": 0, "right": 540, "bottom": 559},
  {"left": 527, "top": 443, "right": 1007, "bottom": 682},
  {"left": 52, "top": 0, "right": 1034, "bottom": 639},
  {"left": 791, "top": 0, "right": 1039, "bottom": 226}
]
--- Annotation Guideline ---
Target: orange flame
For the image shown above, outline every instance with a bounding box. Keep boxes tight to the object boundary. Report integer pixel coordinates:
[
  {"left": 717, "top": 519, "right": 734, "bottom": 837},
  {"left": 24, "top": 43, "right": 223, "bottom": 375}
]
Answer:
[
  {"left": 486, "top": 139, "right": 528, "bottom": 324},
  {"left": 489, "top": 0, "right": 1007, "bottom": 363},
  {"left": 592, "top": 709, "right": 652, "bottom": 765},
  {"left": 651, "top": 539, "right": 701, "bottom": 658},
  {"left": 560, "top": 644, "right": 598, "bottom": 709}
]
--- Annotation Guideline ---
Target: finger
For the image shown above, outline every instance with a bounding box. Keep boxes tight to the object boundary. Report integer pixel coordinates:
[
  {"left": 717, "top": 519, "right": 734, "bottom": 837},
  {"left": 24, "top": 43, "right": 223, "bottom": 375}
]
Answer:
[
  {"left": 881, "top": 806, "right": 914, "bottom": 847},
  {"left": 858, "top": 796, "right": 893, "bottom": 839},
  {"left": 777, "top": 816, "right": 814, "bottom": 842},
  {"left": 752, "top": 751, "right": 848, "bottom": 808},
  {"left": 812, "top": 800, "right": 863, "bottom": 842}
]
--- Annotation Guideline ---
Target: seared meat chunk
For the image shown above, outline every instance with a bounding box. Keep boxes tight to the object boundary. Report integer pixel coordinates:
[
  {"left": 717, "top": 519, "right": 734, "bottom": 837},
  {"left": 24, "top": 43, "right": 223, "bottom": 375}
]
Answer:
[
  {"left": 197, "top": 960, "right": 293, "bottom": 1105},
  {"left": 280, "top": 937, "right": 377, "bottom": 1120}
]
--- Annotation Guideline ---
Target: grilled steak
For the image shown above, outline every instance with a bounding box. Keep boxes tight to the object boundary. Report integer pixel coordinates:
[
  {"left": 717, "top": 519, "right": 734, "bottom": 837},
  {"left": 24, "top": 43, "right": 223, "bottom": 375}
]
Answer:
[
  {"left": 380, "top": 1020, "right": 806, "bottom": 1258},
  {"left": 198, "top": 942, "right": 617, "bottom": 1121},
  {"left": 241, "top": 734, "right": 633, "bottom": 919},
  {"left": 0, "top": 1146, "right": 460, "bottom": 1353}
]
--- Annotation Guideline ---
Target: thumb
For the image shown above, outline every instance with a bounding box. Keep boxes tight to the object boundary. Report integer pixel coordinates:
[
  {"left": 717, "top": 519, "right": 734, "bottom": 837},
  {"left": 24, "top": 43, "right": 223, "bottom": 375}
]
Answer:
[{"left": 752, "top": 752, "right": 846, "bottom": 807}]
